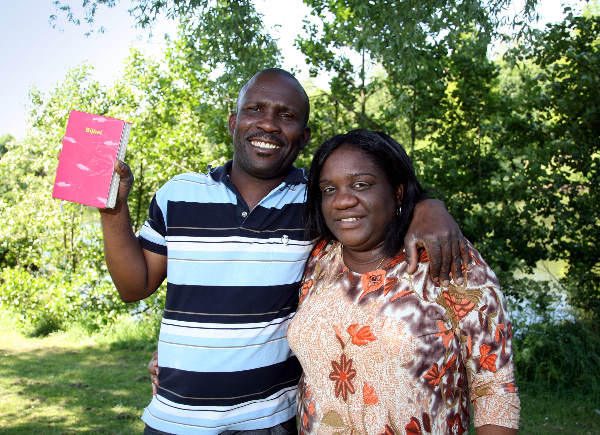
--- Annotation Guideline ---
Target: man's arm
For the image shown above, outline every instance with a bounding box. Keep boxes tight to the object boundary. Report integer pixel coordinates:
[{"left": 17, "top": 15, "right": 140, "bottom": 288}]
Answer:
[
  {"left": 404, "top": 199, "right": 470, "bottom": 285},
  {"left": 100, "top": 160, "right": 166, "bottom": 302}
]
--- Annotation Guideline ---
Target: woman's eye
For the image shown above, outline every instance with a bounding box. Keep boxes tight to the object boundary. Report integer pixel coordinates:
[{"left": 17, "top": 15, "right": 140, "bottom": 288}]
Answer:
[
  {"left": 321, "top": 186, "right": 335, "bottom": 195},
  {"left": 353, "top": 182, "right": 369, "bottom": 189}
]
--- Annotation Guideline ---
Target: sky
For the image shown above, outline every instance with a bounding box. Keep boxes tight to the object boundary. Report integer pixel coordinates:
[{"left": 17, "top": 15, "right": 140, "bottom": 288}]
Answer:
[
  {"left": 0, "top": 0, "right": 311, "bottom": 140},
  {"left": 0, "top": 0, "right": 582, "bottom": 140}
]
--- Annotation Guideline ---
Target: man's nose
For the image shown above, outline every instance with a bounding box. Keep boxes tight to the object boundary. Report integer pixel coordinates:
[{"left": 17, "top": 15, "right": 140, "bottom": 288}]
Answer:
[{"left": 256, "top": 110, "right": 280, "bottom": 132}]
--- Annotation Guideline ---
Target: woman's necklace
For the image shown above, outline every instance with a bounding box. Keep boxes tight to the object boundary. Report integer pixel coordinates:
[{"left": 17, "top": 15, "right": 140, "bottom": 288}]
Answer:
[
  {"left": 374, "top": 255, "right": 387, "bottom": 270},
  {"left": 342, "top": 246, "right": 388, "bottom": 270}
]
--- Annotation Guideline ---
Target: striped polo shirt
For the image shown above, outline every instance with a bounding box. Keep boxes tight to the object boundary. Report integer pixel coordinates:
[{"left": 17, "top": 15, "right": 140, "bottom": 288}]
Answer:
[{"left": 138, "top": 162, "right": 313, "bottom": 434}]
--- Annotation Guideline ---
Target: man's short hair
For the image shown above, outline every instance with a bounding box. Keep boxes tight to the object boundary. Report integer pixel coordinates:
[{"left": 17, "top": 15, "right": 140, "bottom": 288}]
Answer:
[{"left": 235, "top": 68, "right": 310, "bottom": 125}]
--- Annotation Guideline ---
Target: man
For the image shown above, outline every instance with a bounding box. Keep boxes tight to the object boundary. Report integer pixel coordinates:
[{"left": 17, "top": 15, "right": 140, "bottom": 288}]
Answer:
[{"left": 101, "top": 68, "right": 468, "bottom": 434}]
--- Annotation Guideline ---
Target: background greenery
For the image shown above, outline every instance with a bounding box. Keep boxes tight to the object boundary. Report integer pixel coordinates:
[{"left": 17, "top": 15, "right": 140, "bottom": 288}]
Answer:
[{"left": 1, "top": 0, "right": 599, "bottom": 432}]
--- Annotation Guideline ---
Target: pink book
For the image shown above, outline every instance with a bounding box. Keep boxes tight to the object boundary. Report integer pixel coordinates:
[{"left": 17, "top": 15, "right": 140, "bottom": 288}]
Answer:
[{"left": 52, "top": 110, "right": 131, "bottom": 208}]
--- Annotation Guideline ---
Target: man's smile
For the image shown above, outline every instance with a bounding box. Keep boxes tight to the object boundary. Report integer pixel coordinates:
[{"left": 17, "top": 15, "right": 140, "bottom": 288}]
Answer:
[{"left": 250, "top": 139, "right": 281, "bottom": 150}]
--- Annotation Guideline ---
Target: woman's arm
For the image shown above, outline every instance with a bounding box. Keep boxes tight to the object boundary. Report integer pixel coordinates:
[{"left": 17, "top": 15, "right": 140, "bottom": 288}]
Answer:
[
  {"left": 477, "top": 424, "right": 517, "bottom": 435},
  {"left": 458, "top": 245, "right": 521, "bottom": 432}
]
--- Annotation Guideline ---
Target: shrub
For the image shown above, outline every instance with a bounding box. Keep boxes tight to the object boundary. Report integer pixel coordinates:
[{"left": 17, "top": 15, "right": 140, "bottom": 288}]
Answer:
[
  {"left": 0, "top": 267, "right": 164, "bottom": 336},
  {"left": 513, "top": 319, "right": 600, "bottom": 393}
]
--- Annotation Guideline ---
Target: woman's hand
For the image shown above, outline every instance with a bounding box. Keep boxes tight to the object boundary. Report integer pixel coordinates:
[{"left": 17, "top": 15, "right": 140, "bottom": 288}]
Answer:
[{"left": 404, "top": 199, "right": 470, "bottom": 285}]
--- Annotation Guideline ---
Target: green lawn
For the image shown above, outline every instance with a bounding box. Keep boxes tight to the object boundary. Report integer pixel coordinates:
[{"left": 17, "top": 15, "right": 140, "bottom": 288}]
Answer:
[
  {"left": 1, "top": 315, "right": 599, "bottom": 434},
  {"left": 0, "top": 316, "right": 151, "bottom": 434}
]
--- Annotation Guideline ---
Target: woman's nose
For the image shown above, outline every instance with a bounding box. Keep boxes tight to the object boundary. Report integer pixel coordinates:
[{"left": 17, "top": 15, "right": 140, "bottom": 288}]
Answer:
[{"left": 331, "top": 189, "right": 358, "bottom": 209}]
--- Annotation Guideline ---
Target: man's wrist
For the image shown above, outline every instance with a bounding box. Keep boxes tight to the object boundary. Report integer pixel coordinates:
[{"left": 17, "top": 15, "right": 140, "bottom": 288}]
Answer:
[{"left": 414, "top": 198, "right": 445, "bottom": 212}]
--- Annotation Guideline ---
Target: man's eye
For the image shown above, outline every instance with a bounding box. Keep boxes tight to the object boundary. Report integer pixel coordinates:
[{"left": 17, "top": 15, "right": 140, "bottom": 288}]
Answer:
[
  {"left": 321, "top": 186, "right": 335, "bottom": 195},
  {"left": 280, "top": 112, "right": 293, "bottom": 119}
]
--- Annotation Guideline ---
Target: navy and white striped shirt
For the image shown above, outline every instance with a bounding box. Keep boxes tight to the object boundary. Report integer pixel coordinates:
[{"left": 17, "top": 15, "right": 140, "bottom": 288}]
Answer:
[{"left": 139, "top": 162, "right": 313, "bottom": 434}]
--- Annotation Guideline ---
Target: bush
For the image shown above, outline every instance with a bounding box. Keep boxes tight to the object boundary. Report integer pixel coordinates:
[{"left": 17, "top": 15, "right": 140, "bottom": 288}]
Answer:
[
  {"left": 0, "top": 267, "right": 164, "bottom": 336},
  {"left": 96, "top": 312, "right": 162, "bottom": 352},
  {"left": 513, "top": 319, "right": 600, "bottom": 393}
]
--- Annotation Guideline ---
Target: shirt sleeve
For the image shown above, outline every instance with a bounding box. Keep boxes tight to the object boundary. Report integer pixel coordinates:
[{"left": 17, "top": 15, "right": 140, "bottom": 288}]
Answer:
[
  {"left": 458, "top": 246, "right": 520, "bottom": 429},
  {"left": 138, "top": 194, "right": 167, "bottom": 256}
]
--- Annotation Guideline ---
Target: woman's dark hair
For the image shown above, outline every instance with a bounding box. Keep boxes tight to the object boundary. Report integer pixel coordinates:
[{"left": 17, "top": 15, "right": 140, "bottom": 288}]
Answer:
[{"left": 304, "top": 129, "right": 427, "bottom": 257}]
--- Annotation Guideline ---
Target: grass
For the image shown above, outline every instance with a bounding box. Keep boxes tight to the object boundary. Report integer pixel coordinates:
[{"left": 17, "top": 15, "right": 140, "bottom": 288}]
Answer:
[
  {"left": 517, "top": 389, "right": 600, "bottom": 434},
  {"left": 0, "top": 314, "right": 155, "bottom": 434},
  {"left": 1, "top": 314, "right": 599, "bottom": 434}
]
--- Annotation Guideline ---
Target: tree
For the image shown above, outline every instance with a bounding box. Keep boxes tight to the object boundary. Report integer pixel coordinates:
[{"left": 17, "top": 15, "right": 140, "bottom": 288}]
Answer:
[
  {"left": 512, "top": 11, "right": 600, "bottom": 317},
  {"left": 295, "top": 0, "right": 538, "bottom": 148},
  {"left": 35, "top": 0, "right": 598, "bottom": 323},
  {"left": 0, "top": 134, "right": 14, "bottom": 156}
]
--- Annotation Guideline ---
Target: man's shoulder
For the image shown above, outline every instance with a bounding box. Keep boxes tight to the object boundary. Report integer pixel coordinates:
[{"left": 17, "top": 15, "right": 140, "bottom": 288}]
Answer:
[
  {"left": 154, "top": 171, "right": 221, "bottom": 202},
  {"left": 170, "top": 171, "right": 213, "bottom": 184},
  {"left": 161, "top": 171, "right": 216, "bottom": 189}
]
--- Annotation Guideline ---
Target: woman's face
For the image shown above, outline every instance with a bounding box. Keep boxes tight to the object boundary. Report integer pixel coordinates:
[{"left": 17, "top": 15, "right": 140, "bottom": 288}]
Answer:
[{"left": 319, "top": 144, "right": 402, "bottom": 253}]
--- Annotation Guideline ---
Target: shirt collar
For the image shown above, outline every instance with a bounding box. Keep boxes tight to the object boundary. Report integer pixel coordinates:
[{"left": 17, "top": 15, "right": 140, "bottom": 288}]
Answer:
[{"left": 209, "top": 160, "right": 306, "bottom": 186}]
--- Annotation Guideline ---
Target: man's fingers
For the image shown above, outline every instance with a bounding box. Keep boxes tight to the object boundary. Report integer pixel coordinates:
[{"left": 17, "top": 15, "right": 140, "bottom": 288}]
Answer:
[
  {"left": 438, "top": 238, "right": 451, "bottom": 285},
  {"left": 427, "top": 241, "right": 442, "bottom": 284},
  {"left": 404, "top": 237, "right": 419, "bottom": 275},
  {"left": 114, "top": 159, "right": 132, "bottom": 178},
  {"left": 459, "top": 239, "right": 471, "bottom": 271},
  {"left": 451, "top": 239, "right": 464, "bottom": 284}
]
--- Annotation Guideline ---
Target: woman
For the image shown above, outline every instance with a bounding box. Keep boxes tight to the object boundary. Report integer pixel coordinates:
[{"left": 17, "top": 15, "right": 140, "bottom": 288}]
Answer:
[{"left": 287, "top": 129, "right": 519, "bottom": 434}]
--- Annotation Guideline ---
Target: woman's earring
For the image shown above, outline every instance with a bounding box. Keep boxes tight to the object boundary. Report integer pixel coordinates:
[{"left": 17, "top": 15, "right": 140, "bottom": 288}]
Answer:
[{"left": 396, "top": 206, "right": 402, "bottom": 216}]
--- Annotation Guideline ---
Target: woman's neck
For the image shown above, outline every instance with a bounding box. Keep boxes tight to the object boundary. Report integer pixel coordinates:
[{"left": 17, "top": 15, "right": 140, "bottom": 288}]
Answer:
[{"left": 342, "top": 243, "right": 391, "bottom": 274}]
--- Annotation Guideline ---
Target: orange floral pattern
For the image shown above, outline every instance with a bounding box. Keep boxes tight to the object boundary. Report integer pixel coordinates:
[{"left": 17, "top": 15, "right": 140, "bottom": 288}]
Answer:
[
  {"left": 406, "top": 417, "right": 422, "bottom": 434},
  {"left": 359, "top": 269, "right": 387, "bottom": 300},
  {"left": 329, "top": 354, "right": 357, "bottom": 402},
  {"left": 363, "top": 382, "right": 379, "bottom": 405},
  {"left": 436, "top": 321, "right": 454, "bottom": 347},
  {"left": 347, "top": 324, "right": 376, "bottom": 346},
  {"left": 296, "top": 376, "right": 316, "bottom": 434},
  {"left": 478, "top": 344, "right": 498, "bottom": 373},
  {"left": 442, "top": 291, "right": 476, "bottom": 323},
  {"left": 299, "top": 279, "right": 313, "bottom": 305},
  {"left": 287, "top": 240, "right": 520, "bottom": 434}
]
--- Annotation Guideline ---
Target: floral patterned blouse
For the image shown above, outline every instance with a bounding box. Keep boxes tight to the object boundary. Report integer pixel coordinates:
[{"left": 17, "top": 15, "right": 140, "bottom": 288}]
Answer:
[{"left": 287, "top": 239, "right": 519, "bottom": 434}]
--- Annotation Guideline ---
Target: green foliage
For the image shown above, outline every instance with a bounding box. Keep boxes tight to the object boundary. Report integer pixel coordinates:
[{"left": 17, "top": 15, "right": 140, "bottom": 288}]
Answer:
[
  {"left": 2, "top": 2, "right": 285, "bottom": 332},
  {"left": 514, "top": 319, "right": 600, "bottom": 393},
  {"left": 296, "top": 0, "right": 538, "bottom": 152},
  {"left": 0, "top": 267, "right": 164, "bottom": 336},
  {"left": 6, "top": 1, "right": 596, "bottom": 330},
  {"left": 499, "top": 12, "right": 600, "bottom": 316},
  {"left": 523, "top": 13, "right": 600, "bottom": 317},
  {"left": 0, "top": 133, "right": 13, "bottom": 156}
]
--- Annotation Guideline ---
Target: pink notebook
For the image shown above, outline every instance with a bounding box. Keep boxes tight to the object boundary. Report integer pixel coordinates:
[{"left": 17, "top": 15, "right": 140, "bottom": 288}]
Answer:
[{"left": 52, "top": 110, "right": 131, "bottom": 208}]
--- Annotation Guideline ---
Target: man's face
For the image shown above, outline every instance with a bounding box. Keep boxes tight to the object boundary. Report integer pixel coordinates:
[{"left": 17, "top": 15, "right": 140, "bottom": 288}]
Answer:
[{"left": 228, "top": 72, "right": 311, "bottom": 181}]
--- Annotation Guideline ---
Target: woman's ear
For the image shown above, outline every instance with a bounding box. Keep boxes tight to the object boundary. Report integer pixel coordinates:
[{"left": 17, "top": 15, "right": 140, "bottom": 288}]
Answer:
[{"left": 396, "top": 185, "right": 404, "bottom": 205}]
